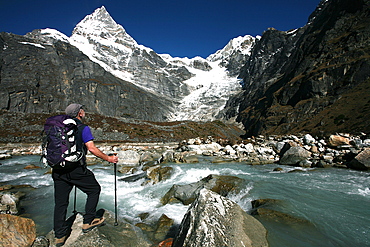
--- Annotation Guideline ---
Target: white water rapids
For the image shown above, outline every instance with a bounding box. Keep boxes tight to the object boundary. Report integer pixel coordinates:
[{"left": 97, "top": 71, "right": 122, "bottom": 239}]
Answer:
[{"left": 1, "top": 155, "right": 369, "bottom": 246}]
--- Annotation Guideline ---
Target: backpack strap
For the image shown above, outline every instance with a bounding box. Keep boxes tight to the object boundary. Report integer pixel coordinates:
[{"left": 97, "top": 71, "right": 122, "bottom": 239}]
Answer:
[{"left": 73, "top": 118, "right": 88, "bottom": 165}]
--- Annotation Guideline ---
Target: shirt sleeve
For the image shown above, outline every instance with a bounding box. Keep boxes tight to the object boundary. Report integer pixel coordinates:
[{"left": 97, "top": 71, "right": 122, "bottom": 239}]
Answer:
[{"left": 81, "top": 126, "right": 94, "bottom": 143}]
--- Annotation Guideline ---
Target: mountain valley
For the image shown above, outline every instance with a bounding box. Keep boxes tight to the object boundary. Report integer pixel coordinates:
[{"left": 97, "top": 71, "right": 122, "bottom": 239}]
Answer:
[{"left": 0, "top": 0, "right": 369, "bottom": 143}]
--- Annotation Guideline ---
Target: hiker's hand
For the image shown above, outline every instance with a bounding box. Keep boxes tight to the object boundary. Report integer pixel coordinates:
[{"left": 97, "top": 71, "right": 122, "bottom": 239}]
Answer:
[{"left": 108, "top": 155, "right": 118, "bottom": 163}]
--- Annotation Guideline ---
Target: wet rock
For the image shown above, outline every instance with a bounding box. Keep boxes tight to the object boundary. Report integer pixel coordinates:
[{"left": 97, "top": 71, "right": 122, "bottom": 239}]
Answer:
[
  {"left": 0, "top": 153, "right": 12, "bottom": 160},
  {"left": 172, "top": 189, "right": 268, "bottom": 247},
  {"left": 144, "top": 165, "right": 173, "bottom": 185},
  {"left": 251, "top": 198, "right": 282, "bottom": 209},
  {"left": 118, "top": 166, "right": 138, "bottom": 174},
  {"left": 0, "top": 191, "right": 25, "bottom": 215},
  {"left": 24, "top": 164, "right": 41, "bottom": 169},
  {"left": 251, "top": 198, "right": 311, "bottom": 225},
  {"left": 287, "top": 169, "right": 306, "bottom": 173},
  {"left": 161, "top": 150, "right": 176, "bottom": 163},
  {"left": 172, "top": 151, "right": 198, "bottom": 163},
  {"left": 315, "top": 160, "right": 333, "bottom": 168},
  {"left": 252, "top": 208, "right": 311, "bottom": 225},
  {"left": 119, "top": 172, "right": 147, "bottom": 182},
  {"left": 153, "top": 214, "right": 175, "bottom": 242},
  {"left": 161, "top": 174, "right": 245, "bottom": 205},
  {"left": 348, "top": 148, "right": 370, "bottom": 170},
  {"left": 0, "top": 185, "right": 13, "bottom": 191},
  {"left": 0, "top": 214, "right": 36, "bottom": 247}
]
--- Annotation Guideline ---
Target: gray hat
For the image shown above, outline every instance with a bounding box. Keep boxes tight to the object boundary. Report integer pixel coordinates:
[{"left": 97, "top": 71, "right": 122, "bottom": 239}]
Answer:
[{"left": 65, "top": 103, "right": 83, "bottom": 118}]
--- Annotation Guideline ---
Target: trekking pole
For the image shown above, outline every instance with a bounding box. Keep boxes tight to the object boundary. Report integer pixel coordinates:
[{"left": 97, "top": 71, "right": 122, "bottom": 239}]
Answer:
[
  {"left": 110, "top": 153, "right": 119, "bottom": 226},
  {"left": 114, "top": 153, "right": 119, "bottom": 226},
  {"left": 73, "top": 186, "right": 77, "bottom": 215}
]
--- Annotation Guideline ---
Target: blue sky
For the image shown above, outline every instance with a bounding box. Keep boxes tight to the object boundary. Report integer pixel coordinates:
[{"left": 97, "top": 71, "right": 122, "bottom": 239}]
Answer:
[{"left": 0, "top": 0, "right": 321, "bottom": 58}]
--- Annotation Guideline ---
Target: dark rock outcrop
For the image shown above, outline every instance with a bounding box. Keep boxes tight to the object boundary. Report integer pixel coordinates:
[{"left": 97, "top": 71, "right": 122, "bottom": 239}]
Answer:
[
  {"left": 172, "top": 189, "right": 268, "bottom": 247},
  {"left": 226, "top": 0, "right": 370, "bottom": 137}
]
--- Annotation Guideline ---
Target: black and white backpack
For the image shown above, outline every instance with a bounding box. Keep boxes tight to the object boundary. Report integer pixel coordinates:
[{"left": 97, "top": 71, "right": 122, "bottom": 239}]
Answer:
[{"left": 42, "top": 115, "right": 83, "bottom": 169}]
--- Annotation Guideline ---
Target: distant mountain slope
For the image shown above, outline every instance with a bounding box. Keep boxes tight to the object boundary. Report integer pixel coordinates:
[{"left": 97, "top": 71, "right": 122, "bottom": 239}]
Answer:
[{"left": 225, "top": 0, "right": 370, "bottom": 136}]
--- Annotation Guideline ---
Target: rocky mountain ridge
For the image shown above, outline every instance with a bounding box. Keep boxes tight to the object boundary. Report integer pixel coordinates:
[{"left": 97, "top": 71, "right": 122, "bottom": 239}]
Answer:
[{"left": 224, "top": 0, "right": 370, "bottom": 137}]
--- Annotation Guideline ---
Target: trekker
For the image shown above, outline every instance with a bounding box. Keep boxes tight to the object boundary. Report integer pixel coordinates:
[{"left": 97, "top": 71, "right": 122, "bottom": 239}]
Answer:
[{"left": 53, "top": 104, "right": 119, "bottom": 246}]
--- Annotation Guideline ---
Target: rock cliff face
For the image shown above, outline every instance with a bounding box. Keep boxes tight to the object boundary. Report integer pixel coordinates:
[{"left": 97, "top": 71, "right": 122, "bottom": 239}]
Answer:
[
  {"left": 0, "top": 32, "right": 174, "bottom": 121},
  {"left": 225, "top": 0, "right": 370, "bottom": 136}
]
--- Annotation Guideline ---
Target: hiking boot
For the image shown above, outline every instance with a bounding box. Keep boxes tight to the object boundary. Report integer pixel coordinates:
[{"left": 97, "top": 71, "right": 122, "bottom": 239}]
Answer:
[
  {"left": 55, "top": 236, "right": 66, "bottom": 247},
  {"left": 82, "top": 217, "right": 105, "bottom": 233}
]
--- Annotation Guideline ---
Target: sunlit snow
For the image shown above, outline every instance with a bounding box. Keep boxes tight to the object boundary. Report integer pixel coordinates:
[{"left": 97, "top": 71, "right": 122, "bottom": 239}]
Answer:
[{"left": 19, "top": 42, "right": 46, "bottom": 49}]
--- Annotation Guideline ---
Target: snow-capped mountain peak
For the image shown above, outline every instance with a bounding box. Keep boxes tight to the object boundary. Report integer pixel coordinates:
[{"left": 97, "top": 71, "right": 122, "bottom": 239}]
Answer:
[
  {"left": 72, "top": 6, "right": 136, "bottom": 46},
  {"left": 68, "top": 6, "right": 147, "bottom": 81},
  {"left": 207, "top": 35, "right": 258, "bottom": 62}
]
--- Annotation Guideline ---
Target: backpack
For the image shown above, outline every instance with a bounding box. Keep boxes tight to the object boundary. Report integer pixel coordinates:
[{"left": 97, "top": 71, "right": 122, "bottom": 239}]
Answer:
[{"left": 42, "top": 115, "right": 84, "bottom": 169}]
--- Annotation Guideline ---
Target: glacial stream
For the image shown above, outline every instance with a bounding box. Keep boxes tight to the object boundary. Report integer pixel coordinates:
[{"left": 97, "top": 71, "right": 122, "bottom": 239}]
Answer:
[{"left": 1, "top": 155, "right": 369, "bottom": 246}]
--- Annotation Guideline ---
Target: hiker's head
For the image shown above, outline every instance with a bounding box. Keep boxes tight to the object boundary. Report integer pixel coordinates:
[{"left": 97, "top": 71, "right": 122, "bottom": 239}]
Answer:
[{"left": 65, "top": 104, "right": 84, "bottom": 119}]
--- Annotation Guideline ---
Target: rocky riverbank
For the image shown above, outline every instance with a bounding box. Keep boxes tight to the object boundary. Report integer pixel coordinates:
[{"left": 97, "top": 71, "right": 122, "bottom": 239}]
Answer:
[
  {"left": 1, "top": 133, "right": 369, "bottom": 171},
  {"left": 0, "top": 132, "right": 369, "bottom": 246}
]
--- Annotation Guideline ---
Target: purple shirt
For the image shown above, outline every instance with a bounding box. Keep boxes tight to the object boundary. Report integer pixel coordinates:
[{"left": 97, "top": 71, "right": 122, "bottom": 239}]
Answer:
[{"left": 81, "top": 126, "right": 94, "bottom": 143}]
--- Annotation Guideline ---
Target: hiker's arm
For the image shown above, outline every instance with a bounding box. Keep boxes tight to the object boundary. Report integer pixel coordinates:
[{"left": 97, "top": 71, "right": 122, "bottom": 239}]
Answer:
[{"left": 85, "top": 140, "right": 118, "bottom": 163}]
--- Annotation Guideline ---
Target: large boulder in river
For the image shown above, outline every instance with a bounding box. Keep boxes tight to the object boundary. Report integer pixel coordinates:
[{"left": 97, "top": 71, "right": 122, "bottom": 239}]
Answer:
[
  {"left": 347, "top": 148, "right": 370, "bottom": 170},
  {"left": 161, "top": 174, "right": 245, "bottom": 205},
  {"left": 0, "top": 214, "right": 36, "bottom": 247},
  {"left": 172, "top": 189, "right": 268, "bottom": 247},
  {"left": 279, "top": 146, "right": 312, "bottom": 167},
  {"left": 144, "top": 165, "right": 173, "bottom": 185}
]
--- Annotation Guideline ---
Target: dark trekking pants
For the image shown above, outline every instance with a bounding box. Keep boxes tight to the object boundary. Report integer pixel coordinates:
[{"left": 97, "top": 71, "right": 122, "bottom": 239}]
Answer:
[{"left": 52, "top": 166, "right": 101, "bottom": 238}]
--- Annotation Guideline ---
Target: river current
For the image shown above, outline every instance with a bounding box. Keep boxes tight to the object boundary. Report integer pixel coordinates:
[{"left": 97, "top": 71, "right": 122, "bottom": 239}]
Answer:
[{"left": 1, "top": 155, "right": 369, "bottom": 246}]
